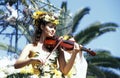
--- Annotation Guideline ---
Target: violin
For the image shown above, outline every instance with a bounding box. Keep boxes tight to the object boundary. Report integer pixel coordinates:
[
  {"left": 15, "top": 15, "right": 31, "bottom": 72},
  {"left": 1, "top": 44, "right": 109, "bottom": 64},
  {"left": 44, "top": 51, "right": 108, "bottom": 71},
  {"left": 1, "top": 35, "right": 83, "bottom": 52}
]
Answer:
[{"left": 44, "top": 36, "right": 96, "bottom": 56}]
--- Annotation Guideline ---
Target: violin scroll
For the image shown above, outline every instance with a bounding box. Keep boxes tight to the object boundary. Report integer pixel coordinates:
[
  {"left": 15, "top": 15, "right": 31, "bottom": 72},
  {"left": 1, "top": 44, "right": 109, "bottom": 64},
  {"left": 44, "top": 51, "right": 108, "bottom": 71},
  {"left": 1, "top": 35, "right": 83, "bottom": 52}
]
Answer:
[{"left": 81, "top": 47, "right": 96, "bottom": 56}]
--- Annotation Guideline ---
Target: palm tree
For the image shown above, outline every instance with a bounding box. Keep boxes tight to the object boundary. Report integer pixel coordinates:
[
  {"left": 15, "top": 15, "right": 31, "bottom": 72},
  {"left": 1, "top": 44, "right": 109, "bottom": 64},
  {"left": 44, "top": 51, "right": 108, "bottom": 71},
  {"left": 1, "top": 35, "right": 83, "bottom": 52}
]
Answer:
[{"left": 0, "top": 0, "right": 120, "bottom": 78}]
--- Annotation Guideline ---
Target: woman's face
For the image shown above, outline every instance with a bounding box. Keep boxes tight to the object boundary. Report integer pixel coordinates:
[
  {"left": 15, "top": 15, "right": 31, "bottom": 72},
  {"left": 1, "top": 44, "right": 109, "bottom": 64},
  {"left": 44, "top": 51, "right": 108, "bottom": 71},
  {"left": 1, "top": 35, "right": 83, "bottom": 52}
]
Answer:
[{"left": 43, "top": 23, "right": 56, "bottom": 37}]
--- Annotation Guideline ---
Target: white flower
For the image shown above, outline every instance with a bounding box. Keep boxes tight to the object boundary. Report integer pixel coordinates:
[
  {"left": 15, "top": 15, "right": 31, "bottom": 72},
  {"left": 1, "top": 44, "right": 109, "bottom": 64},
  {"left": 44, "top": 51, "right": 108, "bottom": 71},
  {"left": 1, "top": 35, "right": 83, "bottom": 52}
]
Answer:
[
  {"left": 0, "top": 57, "right": 21, "bottom": 77},
  {"left": 43, "top": 64, "right": 50, "bottom": 71},
  {"left": 0, "top": 72, "right": 6, "bottom": 78},
  {"left": 44, "top": 14, "right": 51, "bottom": 21}
]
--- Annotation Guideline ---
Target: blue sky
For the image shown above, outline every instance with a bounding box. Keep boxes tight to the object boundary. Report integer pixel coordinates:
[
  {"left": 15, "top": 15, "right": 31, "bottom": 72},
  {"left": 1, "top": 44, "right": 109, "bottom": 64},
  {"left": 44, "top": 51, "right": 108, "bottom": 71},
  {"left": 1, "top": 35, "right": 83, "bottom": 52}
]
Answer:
[{"left": 51, "top": 0, "right": 120, "bottom": 57}]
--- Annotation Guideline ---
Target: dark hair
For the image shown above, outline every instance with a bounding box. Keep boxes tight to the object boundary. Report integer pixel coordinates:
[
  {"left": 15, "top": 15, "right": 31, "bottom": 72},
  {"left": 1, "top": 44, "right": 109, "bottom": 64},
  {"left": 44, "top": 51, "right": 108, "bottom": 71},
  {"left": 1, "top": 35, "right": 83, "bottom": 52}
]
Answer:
[{"left": 32, "top": 19, "right": 49, "bottom": 46}]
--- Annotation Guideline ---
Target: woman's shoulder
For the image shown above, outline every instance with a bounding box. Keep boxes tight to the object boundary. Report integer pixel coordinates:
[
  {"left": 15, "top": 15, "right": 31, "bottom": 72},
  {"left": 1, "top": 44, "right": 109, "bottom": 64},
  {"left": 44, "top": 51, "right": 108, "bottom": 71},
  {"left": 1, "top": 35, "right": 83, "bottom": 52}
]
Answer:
[{"left": 24, "top": 43, "right": 35, "bottom": 49}]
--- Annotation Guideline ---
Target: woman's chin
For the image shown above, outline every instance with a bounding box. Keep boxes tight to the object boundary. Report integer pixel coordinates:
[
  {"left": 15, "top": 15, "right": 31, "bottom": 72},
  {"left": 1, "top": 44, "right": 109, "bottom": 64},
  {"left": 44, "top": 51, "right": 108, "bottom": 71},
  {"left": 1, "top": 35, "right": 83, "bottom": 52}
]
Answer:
[{"left": 47, "top": 35, "right": 54, "bottom": 37}]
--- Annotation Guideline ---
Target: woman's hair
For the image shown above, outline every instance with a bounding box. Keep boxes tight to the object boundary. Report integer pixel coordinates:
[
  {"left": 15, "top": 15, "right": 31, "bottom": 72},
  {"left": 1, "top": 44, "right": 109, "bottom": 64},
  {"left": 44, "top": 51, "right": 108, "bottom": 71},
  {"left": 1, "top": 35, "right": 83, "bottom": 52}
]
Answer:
[
  {"left": 32, "top": 11, "right": 59, "bottom": 46},
  {"left": 32, "top": 19, "right": 48, "bottom": 46}
]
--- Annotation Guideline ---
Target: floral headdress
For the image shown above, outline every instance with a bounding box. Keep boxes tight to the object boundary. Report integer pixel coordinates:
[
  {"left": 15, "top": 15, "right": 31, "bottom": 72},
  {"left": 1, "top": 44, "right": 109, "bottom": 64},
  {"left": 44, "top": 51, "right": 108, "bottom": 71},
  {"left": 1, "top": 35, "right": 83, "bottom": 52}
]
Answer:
[{"left": 32, "top": 11, "right": 59, "bottom": 26}]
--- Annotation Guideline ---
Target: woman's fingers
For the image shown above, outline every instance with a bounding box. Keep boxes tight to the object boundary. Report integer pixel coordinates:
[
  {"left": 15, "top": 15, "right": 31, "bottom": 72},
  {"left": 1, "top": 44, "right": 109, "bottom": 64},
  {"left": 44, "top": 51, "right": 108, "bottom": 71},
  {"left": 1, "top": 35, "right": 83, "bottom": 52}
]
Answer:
[
  {"left": 31, "top": 57, "right": 45, "bottom": 65},
  {"left": 74, "top": 42, "right": 80, "bottom": 53}
]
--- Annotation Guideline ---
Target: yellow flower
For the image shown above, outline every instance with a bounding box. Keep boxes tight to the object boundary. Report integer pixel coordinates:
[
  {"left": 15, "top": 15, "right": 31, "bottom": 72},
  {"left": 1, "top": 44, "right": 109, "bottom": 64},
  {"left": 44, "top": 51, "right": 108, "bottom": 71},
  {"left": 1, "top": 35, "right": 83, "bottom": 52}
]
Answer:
[
  {"left": 32, "top": 11, "right": 46, "bottom": 19},
  {"left": 20, "top": 64, "right": 34, "bottom": 74},
  {"left": 20, "top": 51, "right": 41, "bottom": 75},
  {"left": 66, "top": 70, "right": 72, "bottom": 78},
  {"left": 29, "top": 50, "right": 39, "bottom": 57},
  {"left": 52, "top": 69, "right": 62, "bottom": 77},
  {"left": 53, "top": 19, "right": 59, "bottom": 25},
  {"left": 32, "top": 11, "right": 59, "bottom": 25}
]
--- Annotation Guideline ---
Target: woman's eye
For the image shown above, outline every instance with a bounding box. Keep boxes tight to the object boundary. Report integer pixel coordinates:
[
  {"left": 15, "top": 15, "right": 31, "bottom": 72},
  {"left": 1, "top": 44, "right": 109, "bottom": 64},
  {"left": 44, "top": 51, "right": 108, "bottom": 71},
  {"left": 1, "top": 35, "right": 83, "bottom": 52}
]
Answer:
[
  {"left": 49, "top": 25, "right": 56, "bottom": 29},
  {"left": 49, "top": 25, "right": 53, "bottom": 28},
  {"left": 53, "top": 26, "right": 56, "bottom": 30}
]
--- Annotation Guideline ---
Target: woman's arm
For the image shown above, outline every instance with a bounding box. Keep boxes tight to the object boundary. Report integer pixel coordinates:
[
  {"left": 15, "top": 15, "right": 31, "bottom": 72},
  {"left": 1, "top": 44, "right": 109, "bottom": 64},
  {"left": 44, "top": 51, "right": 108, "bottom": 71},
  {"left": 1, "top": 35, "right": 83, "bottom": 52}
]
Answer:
[
  {"left": 14, "top": 44, "right": 33, "bottom": 69},
  {"left": 58, "top": 42, "right": 80, "bottom": 75}
]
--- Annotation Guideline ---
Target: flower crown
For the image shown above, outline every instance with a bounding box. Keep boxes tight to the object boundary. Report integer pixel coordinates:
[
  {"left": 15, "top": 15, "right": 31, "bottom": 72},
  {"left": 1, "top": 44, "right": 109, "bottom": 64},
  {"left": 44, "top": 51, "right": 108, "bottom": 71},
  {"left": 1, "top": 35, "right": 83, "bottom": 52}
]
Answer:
[{"left": 32, "top": 11, "right": 59, "bottom": 26}]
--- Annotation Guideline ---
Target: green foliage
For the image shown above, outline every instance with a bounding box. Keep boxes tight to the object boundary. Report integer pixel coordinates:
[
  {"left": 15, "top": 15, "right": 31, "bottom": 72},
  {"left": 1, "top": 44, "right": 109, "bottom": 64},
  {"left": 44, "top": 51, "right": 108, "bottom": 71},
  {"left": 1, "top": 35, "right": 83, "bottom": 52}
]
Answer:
[
  {"left": 74, "top": 22, "right": 118, "bottom": 45},
  {"left": 72, "top": 7, "right": 90, "bottom": 33},
  {"left": 7, "top": 73, "right": 31, "bottom": 78}
]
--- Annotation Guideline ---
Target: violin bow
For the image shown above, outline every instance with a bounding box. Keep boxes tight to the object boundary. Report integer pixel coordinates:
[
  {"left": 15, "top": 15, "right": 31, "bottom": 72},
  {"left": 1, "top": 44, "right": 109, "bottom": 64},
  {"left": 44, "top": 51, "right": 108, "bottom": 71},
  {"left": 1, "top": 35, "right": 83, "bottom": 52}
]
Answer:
[{"left": 45, "top": 38, "right": 63, "bottom": 60}]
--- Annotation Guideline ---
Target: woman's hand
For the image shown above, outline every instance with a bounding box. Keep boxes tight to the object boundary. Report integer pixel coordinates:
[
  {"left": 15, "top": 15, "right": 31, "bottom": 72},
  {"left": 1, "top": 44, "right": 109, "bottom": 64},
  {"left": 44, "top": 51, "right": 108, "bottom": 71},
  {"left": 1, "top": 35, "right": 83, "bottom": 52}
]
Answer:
[
  {"left": 73, "top": 42, "right": 81, "bottom": 54},
  {"left": 30, "top": 56, "right": 45, "bottom": 65},
  {"left": 68, "top": 37, "right": 81, "bottom": 54}
]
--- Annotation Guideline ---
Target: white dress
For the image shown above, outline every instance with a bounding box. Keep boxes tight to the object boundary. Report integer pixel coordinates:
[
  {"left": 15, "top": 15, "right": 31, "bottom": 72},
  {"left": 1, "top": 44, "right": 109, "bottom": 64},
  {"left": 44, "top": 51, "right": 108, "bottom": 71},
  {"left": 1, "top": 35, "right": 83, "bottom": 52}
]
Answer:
[{"left": 64, "top": 52, "right": 88, "bottom": 78}]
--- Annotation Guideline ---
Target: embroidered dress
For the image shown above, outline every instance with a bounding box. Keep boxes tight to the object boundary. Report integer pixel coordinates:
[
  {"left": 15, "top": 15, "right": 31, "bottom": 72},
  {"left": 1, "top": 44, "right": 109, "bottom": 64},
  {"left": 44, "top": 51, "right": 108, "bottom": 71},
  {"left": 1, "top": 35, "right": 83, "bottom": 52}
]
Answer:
[{"left": 20, "top": 51, "right": 63, "bottom": 78}]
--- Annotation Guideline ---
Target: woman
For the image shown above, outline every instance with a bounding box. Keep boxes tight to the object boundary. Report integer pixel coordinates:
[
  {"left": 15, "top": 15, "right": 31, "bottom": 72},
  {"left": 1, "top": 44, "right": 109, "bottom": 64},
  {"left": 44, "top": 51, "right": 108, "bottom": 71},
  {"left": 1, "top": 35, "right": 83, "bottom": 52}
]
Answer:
[{"left": 14, "top": 11, "right": 81, "bottom": 78}]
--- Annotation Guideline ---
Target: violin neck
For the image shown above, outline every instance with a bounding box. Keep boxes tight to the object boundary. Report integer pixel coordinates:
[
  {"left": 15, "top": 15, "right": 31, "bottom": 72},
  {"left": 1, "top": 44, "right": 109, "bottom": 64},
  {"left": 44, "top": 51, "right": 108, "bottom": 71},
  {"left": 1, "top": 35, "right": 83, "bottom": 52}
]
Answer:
[{"left": 81, "top": 47, "right": 96, "bottom": 56}]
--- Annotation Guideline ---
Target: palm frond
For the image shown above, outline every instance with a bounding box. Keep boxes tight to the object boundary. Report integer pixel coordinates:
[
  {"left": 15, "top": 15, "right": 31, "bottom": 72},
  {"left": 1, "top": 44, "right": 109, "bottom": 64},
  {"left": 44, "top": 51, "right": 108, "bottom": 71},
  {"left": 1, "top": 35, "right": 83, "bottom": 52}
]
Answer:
[
  {"left": 75, "top": 22, "right": 118, "bottom": 45},
  {"left": 21, "top": 0, "right": 28, "bottom": 7},
  {"left": 0, "top": 9, "right": 4, "bottom": 14},
  {"left": 72, "top": 7, "right": 90, "bottom": 33},
  {"left": 91, "top": 57, "right": 120, "bottom": 68},
  {"left": 102, "top": 69, "right": 120, "bottom": 78},
  {"left": 87, "top": 50, "right": 120, "bottom": 72},
  {"left": 17, "top": 24, "right": 32, "bottom": 43},
  {"left": 56, "top": 1, "right": 72, "bottom": 36},
  {"left": 0, "top": 42, "right": 20, "bottom": 54},
  {"left": 87, "top": 64, "right": 106, "bottom": 78},
  {"left": 61, "top": 1, "right": 67, "bottom": 12}
]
